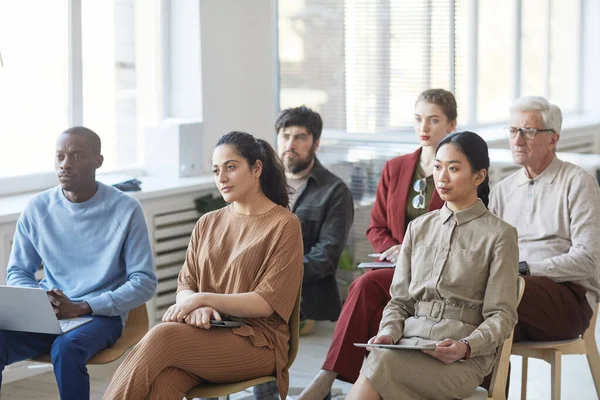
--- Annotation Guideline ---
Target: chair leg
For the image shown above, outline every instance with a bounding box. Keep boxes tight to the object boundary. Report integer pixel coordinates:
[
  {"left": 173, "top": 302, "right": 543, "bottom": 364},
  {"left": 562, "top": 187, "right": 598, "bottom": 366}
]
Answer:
[
  {"left": 584, "top": 335, "right": 600, "bottom": 399},
  {"left": 521, "top": 356, "right": 528, "bottom": 400},
  {"left": 549, "top": 351, "right": 561, "bottom": 400}
]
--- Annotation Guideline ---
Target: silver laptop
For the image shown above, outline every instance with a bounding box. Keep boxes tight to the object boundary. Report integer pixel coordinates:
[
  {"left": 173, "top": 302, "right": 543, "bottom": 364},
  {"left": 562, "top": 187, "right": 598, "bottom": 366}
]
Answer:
[{"left": 0, "top": 286, "right": 92, "bottom": 335}]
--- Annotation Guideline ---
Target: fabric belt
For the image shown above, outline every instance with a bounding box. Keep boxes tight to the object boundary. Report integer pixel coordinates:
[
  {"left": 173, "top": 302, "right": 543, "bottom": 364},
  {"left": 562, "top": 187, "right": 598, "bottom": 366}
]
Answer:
[{"left": 415, "top": 300, "right": 483, "bottom": 326}]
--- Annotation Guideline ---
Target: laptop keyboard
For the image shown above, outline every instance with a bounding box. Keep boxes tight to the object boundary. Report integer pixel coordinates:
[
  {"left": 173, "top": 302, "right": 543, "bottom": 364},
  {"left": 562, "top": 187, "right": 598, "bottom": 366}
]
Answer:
[{"left": 59, "top": 318, "right": 89, "bottom": 333}]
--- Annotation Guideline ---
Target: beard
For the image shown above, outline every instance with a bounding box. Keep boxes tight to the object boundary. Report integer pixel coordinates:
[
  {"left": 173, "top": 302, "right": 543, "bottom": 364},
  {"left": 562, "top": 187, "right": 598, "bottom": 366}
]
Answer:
[{"left": 283, "top": 147, "right": 316, "bottom": 174}]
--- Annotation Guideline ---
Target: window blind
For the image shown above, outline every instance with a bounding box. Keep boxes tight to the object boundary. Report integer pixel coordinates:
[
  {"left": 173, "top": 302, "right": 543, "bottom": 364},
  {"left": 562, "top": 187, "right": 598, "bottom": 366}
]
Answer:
[{"left": 278, "top": 0, "right": 582, "bottom": 131}]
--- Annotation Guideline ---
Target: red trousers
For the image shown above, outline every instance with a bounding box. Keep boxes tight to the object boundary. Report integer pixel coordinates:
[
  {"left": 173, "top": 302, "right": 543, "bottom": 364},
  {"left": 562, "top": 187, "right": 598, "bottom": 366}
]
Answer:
[{"left": 322, "top": 268, "right": 394, "bottom": 383}]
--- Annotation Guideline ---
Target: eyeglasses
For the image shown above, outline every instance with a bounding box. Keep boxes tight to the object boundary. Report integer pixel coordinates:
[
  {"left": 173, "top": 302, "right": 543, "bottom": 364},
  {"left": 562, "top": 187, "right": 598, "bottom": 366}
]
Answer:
[
  {"left": 412, "top": 178, "right": 426, "bottom": 209},
  {"left": 504, "top": 127, "right": 555, "bottom": 140}
]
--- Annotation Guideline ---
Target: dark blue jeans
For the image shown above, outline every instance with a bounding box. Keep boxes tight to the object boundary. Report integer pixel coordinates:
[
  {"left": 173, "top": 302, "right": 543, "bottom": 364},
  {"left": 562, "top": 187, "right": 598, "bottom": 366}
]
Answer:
[{"left": 0, "top": 316, "right": 122, "bottom": 400}]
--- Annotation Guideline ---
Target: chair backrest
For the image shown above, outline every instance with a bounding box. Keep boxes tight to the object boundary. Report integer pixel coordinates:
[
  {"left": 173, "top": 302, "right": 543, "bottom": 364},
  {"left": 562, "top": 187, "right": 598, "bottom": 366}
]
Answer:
[
  {"left": 582, "top": 303, "right": 599, "bottom": 341},
  {"left": 285, "top": 287, "right": 302, "bottom": 369},
  {"left": 488, "top": 277, "right": 526, "bottom": 399},
  {"left": 121, "top": 302, "right": 149, "bottom": 343}
]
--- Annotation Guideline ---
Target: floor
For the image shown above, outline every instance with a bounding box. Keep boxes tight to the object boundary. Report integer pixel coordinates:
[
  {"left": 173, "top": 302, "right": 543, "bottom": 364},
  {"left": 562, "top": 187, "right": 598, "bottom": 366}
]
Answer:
[{"left": 2, "top": 320, "right": 599, "bottom": 400}]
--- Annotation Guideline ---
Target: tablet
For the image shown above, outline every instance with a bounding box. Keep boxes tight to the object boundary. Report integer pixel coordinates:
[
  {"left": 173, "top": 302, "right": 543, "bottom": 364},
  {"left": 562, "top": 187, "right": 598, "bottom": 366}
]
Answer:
[
  {"left": 357, "top": 262, "right": 395, "bottom": 269},
  {"left": 209, "top": 320, "right": 245, "bottom": 328},
  {"left": 354, "top": 343, "right": 437, "bottom": 350}
]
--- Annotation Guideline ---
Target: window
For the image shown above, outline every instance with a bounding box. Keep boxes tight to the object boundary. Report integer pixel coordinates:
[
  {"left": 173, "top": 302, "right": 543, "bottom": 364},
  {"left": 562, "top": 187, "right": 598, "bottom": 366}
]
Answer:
[
  {"left": 0, "top": 1, "right": 69, "bottom": 178},
  {"left": 548, "top": 0, "right": 581, "bottom": 111},
  {"left": 82, "top": 0, "right": 138, "bottom": 168},
  {"left": 477, "top": 1, "right": 517, "bottom": 123},
  {"left": 0, "top": 0, "right": 140, "bottom": 181},
  {"left": 277, "top": 0, "right": 584, "bottom": 132}
]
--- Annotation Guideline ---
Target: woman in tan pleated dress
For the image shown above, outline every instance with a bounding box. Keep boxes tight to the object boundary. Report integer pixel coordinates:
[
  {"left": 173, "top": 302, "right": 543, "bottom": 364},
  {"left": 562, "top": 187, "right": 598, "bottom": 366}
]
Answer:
[
  {"left": 347, "top": 131, "right": 519, "bottom": 400},
  {"left": 103, "top": 131, "right": 303, "bottom": 400}
]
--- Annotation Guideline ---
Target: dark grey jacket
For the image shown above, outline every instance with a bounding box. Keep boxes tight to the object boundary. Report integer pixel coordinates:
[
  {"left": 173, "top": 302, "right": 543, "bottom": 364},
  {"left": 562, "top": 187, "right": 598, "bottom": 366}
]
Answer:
[{"left": 293, "top": 158, "right": 354, "bottom": 321}]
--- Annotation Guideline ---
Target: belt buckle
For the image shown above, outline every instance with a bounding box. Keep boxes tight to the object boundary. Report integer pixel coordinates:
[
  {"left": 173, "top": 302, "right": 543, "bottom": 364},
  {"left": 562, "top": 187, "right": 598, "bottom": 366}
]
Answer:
[{"left": 427, "top": 299, "right": 445, "bottom": 322}]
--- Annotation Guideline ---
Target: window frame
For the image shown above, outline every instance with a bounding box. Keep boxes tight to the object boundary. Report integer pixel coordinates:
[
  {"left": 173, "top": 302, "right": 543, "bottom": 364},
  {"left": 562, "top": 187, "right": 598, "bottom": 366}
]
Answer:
[{"left": 69, "top": 0, "right": 84, "bottom": 127}]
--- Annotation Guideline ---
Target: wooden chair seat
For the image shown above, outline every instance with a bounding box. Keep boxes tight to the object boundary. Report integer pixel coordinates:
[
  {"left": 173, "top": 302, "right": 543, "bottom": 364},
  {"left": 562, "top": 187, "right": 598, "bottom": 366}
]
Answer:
[
  {"left": 185, "top": 376, "right": 275, "bottom": 399},
  {"left": 512, "top": 338, "right": 586, "bottom": 351},
  {"left": 32, "top": 303, "right": 149, "bottom": 365}
]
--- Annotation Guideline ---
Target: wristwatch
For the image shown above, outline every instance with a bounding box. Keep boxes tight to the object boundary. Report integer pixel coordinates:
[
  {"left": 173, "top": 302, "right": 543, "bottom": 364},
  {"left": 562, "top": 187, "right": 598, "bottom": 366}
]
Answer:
[
  {"left": 459, "top": 339, "right": 471, "bottom": 361},
  {"left": 519, "top": 261, "right": 531, "bottom": 276}
]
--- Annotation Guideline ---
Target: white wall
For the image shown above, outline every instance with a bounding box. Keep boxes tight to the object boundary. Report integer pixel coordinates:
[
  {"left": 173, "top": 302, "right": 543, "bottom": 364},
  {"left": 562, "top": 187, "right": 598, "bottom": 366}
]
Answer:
[
  {"left": 582, "top": 0, "right": 600, "bottom": 118},
  {"left": 152, "top": 0, "right": 277, "bottom": 174},
  {"left": 166, "top": 0, "right": 203, "bottom": 119},
  {"left": 198, "top": 0, "right": 277, "bottom": 170}
]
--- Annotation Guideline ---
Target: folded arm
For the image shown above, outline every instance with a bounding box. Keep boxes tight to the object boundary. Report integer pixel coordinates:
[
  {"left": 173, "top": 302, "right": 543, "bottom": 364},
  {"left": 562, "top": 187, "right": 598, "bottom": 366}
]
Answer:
[{"left": 169, "top": 291, "right": 274, "bottom": 322}]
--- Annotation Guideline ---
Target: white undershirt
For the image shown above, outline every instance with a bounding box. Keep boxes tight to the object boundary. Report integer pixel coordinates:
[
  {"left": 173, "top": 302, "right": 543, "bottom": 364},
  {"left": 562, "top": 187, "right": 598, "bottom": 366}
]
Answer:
[{"left": 288, "top": 175, "right": 309, "bottom": 210}]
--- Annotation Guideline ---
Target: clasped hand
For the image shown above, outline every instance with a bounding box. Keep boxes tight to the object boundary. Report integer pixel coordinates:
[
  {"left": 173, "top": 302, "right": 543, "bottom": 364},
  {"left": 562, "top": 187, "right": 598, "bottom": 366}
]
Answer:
[
  {"left": 162, "top": 294, "right": 222, "bottom": 329},
  {"left": 366, "top": 336, "right": 467, "bottom": 365}
]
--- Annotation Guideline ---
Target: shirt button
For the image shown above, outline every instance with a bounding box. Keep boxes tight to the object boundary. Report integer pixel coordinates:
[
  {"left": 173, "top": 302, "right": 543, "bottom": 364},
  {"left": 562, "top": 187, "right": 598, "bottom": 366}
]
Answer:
[{"left": 434, "top": 271, "right": 440, "bottom": 277}]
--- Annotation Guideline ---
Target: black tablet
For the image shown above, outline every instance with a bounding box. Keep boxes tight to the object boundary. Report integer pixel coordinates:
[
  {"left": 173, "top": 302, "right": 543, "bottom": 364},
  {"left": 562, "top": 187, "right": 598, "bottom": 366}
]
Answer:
[{"left": 209, "top": 320, "right": 245, "bottom": 328}]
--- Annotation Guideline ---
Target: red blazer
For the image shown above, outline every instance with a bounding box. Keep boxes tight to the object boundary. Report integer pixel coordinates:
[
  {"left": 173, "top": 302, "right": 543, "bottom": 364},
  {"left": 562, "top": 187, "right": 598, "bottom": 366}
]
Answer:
[{"left": 366, "top": 147, "right": 444, "bottom": 253}]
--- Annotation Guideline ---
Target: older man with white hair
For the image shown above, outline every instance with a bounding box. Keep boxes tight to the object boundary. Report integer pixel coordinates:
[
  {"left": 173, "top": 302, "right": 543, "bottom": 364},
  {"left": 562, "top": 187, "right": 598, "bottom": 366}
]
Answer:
[{"left": 489, "top": 96, "right": 600, "bottom": 342}]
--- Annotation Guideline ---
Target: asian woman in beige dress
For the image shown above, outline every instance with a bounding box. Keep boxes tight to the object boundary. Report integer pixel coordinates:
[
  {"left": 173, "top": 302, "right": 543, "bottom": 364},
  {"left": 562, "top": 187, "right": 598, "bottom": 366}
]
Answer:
[{"left": 346, "top": 131, "right": 519, "bottom": 400}]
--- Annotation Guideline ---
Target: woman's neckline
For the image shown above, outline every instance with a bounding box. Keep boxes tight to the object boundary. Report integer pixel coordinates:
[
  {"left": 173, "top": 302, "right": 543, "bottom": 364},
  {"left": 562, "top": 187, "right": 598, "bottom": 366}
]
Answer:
[{"left": 227, "top": 203, "right": 280, "bottom": 218}]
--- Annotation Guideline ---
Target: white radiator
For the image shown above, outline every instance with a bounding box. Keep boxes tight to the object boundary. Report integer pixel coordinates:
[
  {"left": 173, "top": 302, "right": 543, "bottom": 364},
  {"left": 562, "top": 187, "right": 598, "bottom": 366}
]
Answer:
[{"left": 150, "top": 207, "right": 202, "bottom": 326}]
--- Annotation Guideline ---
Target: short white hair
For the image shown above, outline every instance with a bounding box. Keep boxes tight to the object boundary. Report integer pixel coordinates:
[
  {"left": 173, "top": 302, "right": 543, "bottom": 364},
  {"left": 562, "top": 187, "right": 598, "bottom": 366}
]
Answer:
[{"left": 509, "top": 96, "right": 563, "bottom": 134}]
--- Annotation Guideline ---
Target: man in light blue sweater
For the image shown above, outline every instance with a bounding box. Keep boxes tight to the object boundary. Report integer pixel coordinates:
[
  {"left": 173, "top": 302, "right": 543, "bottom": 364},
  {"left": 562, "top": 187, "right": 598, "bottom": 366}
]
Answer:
[{"left": 1, "top": 126, "right": 157, "bottom": 399}]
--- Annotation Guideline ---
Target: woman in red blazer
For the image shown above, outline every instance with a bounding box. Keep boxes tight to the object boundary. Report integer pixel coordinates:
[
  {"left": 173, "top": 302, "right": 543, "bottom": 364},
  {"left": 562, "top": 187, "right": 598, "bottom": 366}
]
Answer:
[{"left": 298, "top": 89, "right": 458, "bottom": 400}]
